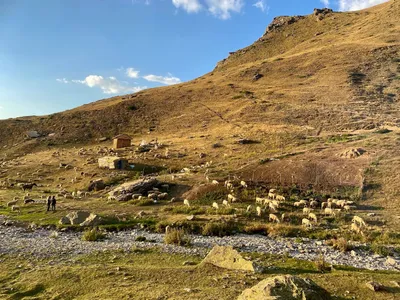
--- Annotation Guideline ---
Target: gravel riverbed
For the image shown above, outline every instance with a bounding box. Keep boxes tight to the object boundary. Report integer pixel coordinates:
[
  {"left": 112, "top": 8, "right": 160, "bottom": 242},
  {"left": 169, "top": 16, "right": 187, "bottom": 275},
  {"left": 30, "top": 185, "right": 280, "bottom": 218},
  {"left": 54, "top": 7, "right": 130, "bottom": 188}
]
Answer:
[{"left": 0, "top": 219, "right": 399, "bottom": 271}]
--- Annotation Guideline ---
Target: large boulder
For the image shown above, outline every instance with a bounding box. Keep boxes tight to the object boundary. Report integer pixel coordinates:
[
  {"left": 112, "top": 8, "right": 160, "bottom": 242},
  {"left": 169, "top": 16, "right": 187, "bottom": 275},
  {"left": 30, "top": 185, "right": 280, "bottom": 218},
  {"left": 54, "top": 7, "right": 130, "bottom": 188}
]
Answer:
[
  {"left": 88, "top": 179, "right": 106, "bottom": 192},
  {"left": 59, "top": 216, "right": 71, "bottom": 225},
  {"left": 237, "top": 275, "right": 331, "bottom": 300},
  {"left": 66, "top": 211, "right": 91, "bottom": 225},
  {"left": 80, "top": 213, "right": 101, "bottom": 226},
  {"left": 201, "top": 245, "right": 263, "bottom": 273}
]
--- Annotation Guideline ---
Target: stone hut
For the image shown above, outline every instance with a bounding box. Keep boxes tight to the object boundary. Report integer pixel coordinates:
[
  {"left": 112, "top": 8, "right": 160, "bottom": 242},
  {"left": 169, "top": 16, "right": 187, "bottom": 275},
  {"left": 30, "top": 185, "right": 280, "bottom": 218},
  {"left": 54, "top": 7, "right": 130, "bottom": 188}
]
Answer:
[
  {"left": 113, "top": 134, "right": 132, "bottom": 149},
  {"left": 98, "top": 156, "right": 129, "bottom": 170}
]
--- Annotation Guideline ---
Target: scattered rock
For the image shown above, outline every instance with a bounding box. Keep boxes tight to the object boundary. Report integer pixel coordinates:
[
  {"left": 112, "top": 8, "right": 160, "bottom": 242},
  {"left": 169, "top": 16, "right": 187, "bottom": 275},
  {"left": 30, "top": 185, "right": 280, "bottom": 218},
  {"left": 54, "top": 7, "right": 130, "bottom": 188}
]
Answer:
[
  {"left": 313, "top": 8, "right": 333, "bottom": 21},
  {"left": 88, "top": 179, "right": 106, "bottom": 192},
  {"left": 365, "top": 281, "right": 383, "bottom": 292},
  {"left": 201, "top": 245, "right": 263, "bottom": 273},
  {"left": 339, "top": 148, "right": 365, "bottom": 159},
  {"left": 264, "top": 16, "right": 305, "bottom": 35},
  {"left": 386, "top": 257, "right": 397, "bottom": 267},
  {"left": 237, "top": 275, "right": 331, "bottom": 300},
  {"left": 80, "top": 213, "right": 101, "bottom": 227},
  {"left": 99, "top": 137, "right": 108, "bottom": 142},
  {"left": 252, "top": 73, "right": 263, "bottom": 81},
  {"left": 63, "top": 211, "right": 91, "bottom": 225},
  {"left": 59, "top": 216, "right": 71, "bottom": 225}
]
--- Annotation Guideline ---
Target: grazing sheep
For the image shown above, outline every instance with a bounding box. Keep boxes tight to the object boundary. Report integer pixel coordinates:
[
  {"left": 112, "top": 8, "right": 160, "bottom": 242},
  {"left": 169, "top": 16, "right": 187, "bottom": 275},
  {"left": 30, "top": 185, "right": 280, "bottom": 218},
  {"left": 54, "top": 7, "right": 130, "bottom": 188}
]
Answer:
[
  {"left": 303, "top": 207, "right": 311, "bottom": 215},
  {"left": 281, "top": 213, "right": 286, "bottom": 222},
  {"left": 321, "top": 202, "right": 328, "bottom": 209},
  {"left": 222, "top": 200, "right": 230, "bottom": 207},
  {"left": 308, "top": 213, "right": 318, "bottom": 223},
  {"left": 352, "top": 216, "right": 366, "bottom": 227},
  {"left": 324, "top": 208, "right": 336, "bottom": 217},
  {"left": 299, "top": 200, "right": 308, "bottom": 206},
  {"left": 309, "top": 200, "right": 319, "bottom": 208},
  {"left": 343, "top": 205, "right": 356, "bottom": 212},
  {"left": 183, "top": 199, "right": 190, "bottom": 207},
  {"left": 24, "top": 199, "right": 35, "bottom": 204},
  {"left": 212, "top": 202, "right": 219, "bottom": 210},
  {"left": 211, "top": 180, "right": 219, "bottom": 185},
  {"left": 351, "top": 222, "right": 364, "bottom": 235},
  {"left": 269, "top": 202, "right": 278, "bottom": 213},
  {"left": 11, "top": 205, "right": 20, "bottom": 213},
  {"left": 302, "top": 218, "right": 312, "bottom": 228},
  {"left": 255, "top": 197, "right": 264, "bottom": 205},
  {"left": 240, "top": 181, "right": 248, "bottom": 188},
  {"left": 275, "top": 195, "right": 285, "bottom": 201},
  {"left": 269, "top": 189, "right": 277, "bottom": 193},
  {"left": 7, "top": 200, "right": 18, "bottom": 207},
  {"left": 269, "top": 213, "right": 280, "bottom": 223},
  {"left": 293, "top": 201, "right": 302, "bottom": 207},
  {"left": 256, "top": 206, "right": 262, "bottom": 217},
  {"left": 268, "top": 192, "right": 276, "bottom": 199},
  {"left": 13, "top": 197, "right": 20, "bottom": 201},
  {"left": 165, "top": 225, "right": 171, "bottom": 234},
  {"left": 246, "top": 205, "right": 252, "bottom": 213},
  {"left": 226, "top": 182, "right": 234, "bottom": 190},
  {"left": 228, "top": 194, "right": 236, "bottom": 202},
  {"left": 158, "top": 193, "right": 168, "bottom": 200}
]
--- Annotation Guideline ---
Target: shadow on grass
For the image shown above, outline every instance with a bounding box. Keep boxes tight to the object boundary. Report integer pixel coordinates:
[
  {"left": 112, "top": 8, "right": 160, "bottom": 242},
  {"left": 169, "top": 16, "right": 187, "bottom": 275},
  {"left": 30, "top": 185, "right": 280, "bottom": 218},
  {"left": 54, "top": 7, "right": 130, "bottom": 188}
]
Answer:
[{"left": 10, "top": 284, "right": 45, "bottom": 299}]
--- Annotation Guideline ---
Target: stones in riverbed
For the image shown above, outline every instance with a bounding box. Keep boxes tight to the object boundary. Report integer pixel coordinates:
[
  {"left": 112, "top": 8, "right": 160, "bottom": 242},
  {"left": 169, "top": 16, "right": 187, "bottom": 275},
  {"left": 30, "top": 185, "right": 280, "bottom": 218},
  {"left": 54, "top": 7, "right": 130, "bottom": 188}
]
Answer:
[
  {"left": 201, "top": 245, "right": 263, "bottom": 273},
  {"left": 59, "top": 211, "right": 101, "bottom": 226},
  {"left": 237, "top": 275, "right": 331, "bottom": 300}
]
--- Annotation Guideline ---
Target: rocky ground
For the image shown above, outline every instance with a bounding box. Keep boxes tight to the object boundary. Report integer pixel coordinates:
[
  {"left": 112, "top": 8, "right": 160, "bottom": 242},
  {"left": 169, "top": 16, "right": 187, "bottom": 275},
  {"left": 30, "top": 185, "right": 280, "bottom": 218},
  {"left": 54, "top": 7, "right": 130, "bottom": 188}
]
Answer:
[{"left": 1, "top": 216, "right": 399, "bottom": 272}]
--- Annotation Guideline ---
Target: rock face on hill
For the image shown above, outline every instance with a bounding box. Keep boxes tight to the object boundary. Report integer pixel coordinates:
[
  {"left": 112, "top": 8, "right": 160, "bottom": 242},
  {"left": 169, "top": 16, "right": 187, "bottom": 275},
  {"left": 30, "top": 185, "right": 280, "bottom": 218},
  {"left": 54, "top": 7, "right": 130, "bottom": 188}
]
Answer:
[
  {"left": 237, "top": 275, "right": 331, "bottom": 300},
  {"left": 263, "top": 16, "right": 305, "bottom": 35}
]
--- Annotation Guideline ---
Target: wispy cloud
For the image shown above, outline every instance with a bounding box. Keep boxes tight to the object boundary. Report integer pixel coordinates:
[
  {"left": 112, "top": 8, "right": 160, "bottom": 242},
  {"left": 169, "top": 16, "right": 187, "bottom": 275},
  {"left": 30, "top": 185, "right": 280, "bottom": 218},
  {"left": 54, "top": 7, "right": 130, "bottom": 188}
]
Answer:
[
  {"left": 205, "top": 0, "right": 244, "bottom": 19},
  {"left": 253, "top": 0, "right": 268, "bottom": 12},
  {"left": 172, "top": 0, "right": 202, "bottom": 13},
  {"left": 172, "top": 0, "right": 244, "bottom": 19},
  {"left": 320, "top": 0, "right": 330, "bottom": 6},
  {"left": 57, "top": 75, "right": 146, "bottom": 94},
  {"left": 143, "top": 74, "right": 181, "bottom": 85},
  {"left": 0, "top": 106, "right": 3, "bottom": 110},
  {"left": 126, "top": 67, "right": 140, "bottom": 78},
  {"left": 338, "top": 0, "right": 388, "bottom": 11}
]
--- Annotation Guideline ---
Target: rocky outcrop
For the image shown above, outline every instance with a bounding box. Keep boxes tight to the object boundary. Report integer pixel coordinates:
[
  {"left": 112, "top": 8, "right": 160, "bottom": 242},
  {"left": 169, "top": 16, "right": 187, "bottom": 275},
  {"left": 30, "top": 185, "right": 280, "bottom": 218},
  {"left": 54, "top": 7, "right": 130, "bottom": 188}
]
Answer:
[
  {"left": 88, "top": 179, "right": 106, "bottom": 192},
  {"left": 201, "top": 245, "right": 263, "bottom": 273},
  {"left": 339, "top": 148, "right": 365, "bottom": 159},
  {"left": 313, "top": 8, "right": 333, "bottom": 21},
  {"left": 264, "top": 16, "right": 305, "bottom": 35},
  {"left": 237, "top": 275, "right": 331, "bottom": 300}
]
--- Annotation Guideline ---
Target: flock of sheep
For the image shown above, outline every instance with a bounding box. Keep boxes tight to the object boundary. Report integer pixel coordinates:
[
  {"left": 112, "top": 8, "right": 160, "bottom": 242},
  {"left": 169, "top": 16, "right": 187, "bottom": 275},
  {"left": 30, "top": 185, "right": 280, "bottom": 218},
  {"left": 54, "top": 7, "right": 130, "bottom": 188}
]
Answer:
[{"left": 183, "top": 179, "right": 368, "bottom": 235}]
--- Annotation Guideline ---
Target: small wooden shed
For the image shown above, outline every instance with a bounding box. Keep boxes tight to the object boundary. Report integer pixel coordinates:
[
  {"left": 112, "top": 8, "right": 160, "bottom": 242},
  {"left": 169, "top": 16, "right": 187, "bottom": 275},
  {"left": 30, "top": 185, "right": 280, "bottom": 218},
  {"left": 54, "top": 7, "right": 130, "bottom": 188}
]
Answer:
[{"left": 113, "top": 134, "right": 132, "bottom": 149}]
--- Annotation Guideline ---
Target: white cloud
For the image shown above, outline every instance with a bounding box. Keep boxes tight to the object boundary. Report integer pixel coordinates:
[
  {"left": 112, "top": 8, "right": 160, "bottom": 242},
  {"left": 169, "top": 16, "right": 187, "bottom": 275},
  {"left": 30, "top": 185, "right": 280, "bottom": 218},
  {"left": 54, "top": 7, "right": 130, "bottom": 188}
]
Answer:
[
  {"left": 72, "top": 75, "right": 147, "bottom": 94},
  {"left": 172, "top": 0, "right": 202, "bottom": 13},
  {"left": 126, "top": 67, "right": 140, "bottom": 78},
  {"left": 338, "top": 0, "right": 388, "bottom": 11},
  {"left": 320, "top": 0, "right": 330, "bottom": 6},
  {"left": 143, "top": 74, "right": 181, "bottom": 85},
  {"left": 253, "top": 0, "right": 268, "bottom": 12},
  {"left": 205, "top": 0, "right": 244, "bottom": 19},
  {"left": 56, "top": 78, "right": 69, "bottom": 83},
  {"left": 0, "top": 106, "right": 3, "bottom": 110}
]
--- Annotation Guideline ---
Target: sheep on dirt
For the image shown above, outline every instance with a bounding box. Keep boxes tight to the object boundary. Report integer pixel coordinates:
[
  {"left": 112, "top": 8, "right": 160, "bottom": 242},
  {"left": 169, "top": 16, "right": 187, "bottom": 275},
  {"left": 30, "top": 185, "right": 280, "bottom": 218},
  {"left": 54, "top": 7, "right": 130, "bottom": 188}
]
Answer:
[{"left": 269, "top": 213, "right": 280, "bottom": 223}]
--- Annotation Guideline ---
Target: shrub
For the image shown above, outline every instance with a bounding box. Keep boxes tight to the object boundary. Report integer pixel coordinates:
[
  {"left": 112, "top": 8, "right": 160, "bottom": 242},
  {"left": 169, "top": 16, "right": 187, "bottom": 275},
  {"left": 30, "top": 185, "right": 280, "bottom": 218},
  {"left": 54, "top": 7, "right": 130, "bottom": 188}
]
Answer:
[
  {"left": 371, "top": 244, "right": 393, "bottom": 257},
  {"left": 202, "top": 221, "right": 237, "bottom": 237},
  {"left": 267, "top": 224, "right": 305, "bottom": 238},
  {"left": 164, "top": 228, "right": 191, "bottom": 246},
  {"left": 81, "top": 228, "right": 105, "bottom": 242},
  {"left": 327, "top": 238, "right": 351, "bottom": 252},
  {"left": 244, "top": 224, "right": 268, "bottom": 235},
  {"left": 135, "top": 236, "right": 146, "bottom": 242},
  {"left": 375, "top": 128, "right": 392, "bottom": 134},
  {"left": 132, "top": 199, "right": 155, "bottom": 206},
  {"left": 314, "top": 253, "right": 331, "bottom": 273}
]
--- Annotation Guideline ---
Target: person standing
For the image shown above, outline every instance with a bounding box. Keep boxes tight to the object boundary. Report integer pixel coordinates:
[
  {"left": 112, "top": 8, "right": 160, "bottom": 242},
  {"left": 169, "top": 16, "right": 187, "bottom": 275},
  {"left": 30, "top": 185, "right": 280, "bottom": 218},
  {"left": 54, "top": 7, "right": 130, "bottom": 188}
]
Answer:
[
  {"left": 51, "top": 196, "right": 57, "bottom": 211},
  {"left": 47, "top": 196, "right": 51, "bottom": 212}
]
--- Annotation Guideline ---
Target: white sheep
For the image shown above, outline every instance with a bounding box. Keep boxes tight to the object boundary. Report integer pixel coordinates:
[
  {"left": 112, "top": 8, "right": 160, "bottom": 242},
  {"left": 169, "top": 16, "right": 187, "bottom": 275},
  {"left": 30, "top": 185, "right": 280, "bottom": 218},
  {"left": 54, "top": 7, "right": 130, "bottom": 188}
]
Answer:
[
  {"left": 308, "top": 213, "right": 318, "bottom": 223},
  {"left": 240, "top": 181, "right": 248, "bottom": 188},
  {"left": 228, "top": 194, "right": 236, "bottom": 202},
  {"left": 269, "top": 202, "right": 278, "bottom": 213},
  {"left": 268, "top": 192, "right": 276, "bottom": 199},
  {"left": 255, "top": 197, "right": 264, "bottom": 205},
  {"left": 281, "top": 213, "right": 286, "bottom": 222},
  {"left": 309, "top": 200, "right": 319, "bottom": 208},
  {"left": 352, "top": 216, "right": 366, "bottom": 227},
  {"left": 303, "top": 207, "right": 311, "bottom": 215},
  {"left": 212, "top": 202, "right": 219, "bottom": 210},
  {"left": 302, "top": 218, "right": 313, "bottom": 228},
  {"left": 299, "top": 200, "right": 308, "bottom": 206},
  {"left": 183, "top": 199, "right": 190, "bottom": 207},
  {"left": 222, "top": 200, "right": 230, "bottom": 207},
  {"left": 269, "top": 213, "right": 280, "bottom": 223},
  {"left": 211, "top": 180, "right": 219, "bottom": 185},
  {"left": 321, "top": 202, "right": 328, "bottom": 209},
  {"left": 256, "top": 206, "right": 262, "bottom": 217},
  {"left": 351, "top": 222, "right": 363, "bottom": 235},
  {"left": 269, "top": 189, "right": 277, "bottom": 193},
  {"left": 275, "top": 195, "right": 285, "bottom": 201},
  {"left": 324, "top": 208, "right": 336, "bottom": 217}
]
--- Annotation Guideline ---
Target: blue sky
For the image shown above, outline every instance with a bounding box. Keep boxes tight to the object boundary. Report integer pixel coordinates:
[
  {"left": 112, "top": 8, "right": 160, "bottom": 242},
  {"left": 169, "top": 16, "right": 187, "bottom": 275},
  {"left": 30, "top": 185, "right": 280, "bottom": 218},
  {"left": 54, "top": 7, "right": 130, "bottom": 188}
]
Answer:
[{"left": 0, "top": 0, "right": 388, "bottom": 119}]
